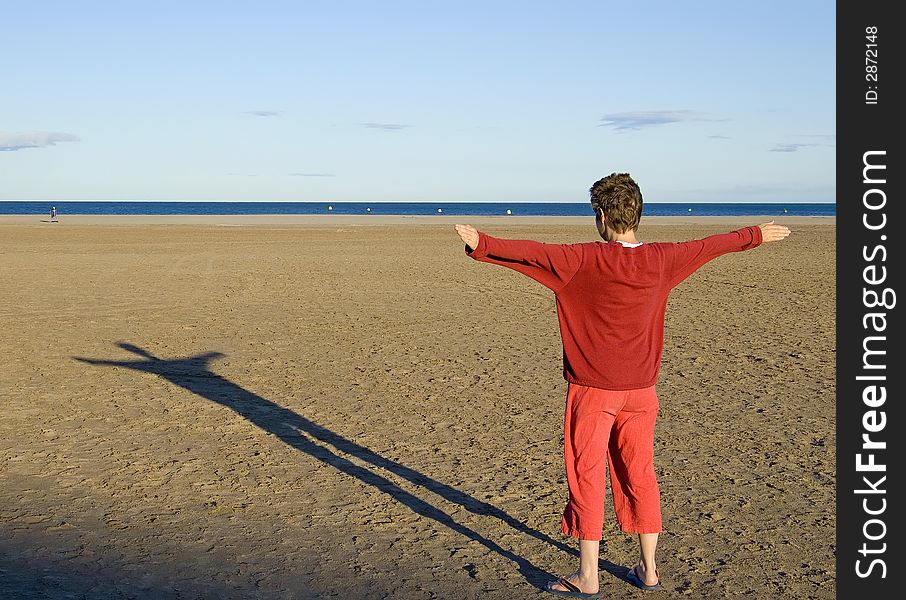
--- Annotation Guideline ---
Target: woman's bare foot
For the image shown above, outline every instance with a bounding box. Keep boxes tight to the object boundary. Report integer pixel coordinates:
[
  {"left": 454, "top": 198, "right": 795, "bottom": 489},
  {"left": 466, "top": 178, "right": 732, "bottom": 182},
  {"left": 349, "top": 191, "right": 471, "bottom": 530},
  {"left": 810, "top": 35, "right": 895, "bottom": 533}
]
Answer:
[
  {"left": 546, "top": 570, "right": 600, "bottom": 595},
  {"left": 633, "top": 562, "right": 659, "bottom": 586},
  {"left": 627, "top": 562, "right": 663, "bottom": 590}
]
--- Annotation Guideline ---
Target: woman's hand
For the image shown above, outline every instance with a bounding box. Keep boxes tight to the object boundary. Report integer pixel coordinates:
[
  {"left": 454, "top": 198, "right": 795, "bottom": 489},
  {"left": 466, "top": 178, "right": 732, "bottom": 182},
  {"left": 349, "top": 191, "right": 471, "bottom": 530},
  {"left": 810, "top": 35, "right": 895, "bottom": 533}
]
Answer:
[
  {"left": 758, "top": 221, "right": 791, "bottom": 243},
  {"left": 454, "top": 224, "right": 480, "bottom": 250}
]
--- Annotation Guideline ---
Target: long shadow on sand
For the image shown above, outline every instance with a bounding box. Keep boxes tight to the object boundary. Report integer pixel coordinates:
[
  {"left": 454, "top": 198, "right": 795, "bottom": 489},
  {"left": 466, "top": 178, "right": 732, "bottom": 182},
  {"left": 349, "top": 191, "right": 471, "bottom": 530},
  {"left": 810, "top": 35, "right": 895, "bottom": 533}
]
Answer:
[{"left": 75, "top": 343, "right": 628, "bottom": 590}]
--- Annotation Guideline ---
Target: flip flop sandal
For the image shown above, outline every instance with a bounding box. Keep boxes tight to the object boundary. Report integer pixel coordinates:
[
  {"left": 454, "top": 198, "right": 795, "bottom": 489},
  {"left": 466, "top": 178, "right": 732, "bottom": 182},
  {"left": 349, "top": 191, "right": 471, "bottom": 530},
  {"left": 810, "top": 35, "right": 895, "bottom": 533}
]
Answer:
[
  {"left": 545, "top": 577, "right": 604, "bottom": 599},
  {"left": 627, "top": 565, "right": 663, "bottom": 591}
]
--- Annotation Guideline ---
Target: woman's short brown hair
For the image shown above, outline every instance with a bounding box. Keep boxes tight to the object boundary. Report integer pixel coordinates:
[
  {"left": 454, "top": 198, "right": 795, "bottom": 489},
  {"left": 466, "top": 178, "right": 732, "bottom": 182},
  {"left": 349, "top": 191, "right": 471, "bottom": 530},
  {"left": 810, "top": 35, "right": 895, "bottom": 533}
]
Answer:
[{"left": 589, "top": 172, "right": 643, "bottom": 233}]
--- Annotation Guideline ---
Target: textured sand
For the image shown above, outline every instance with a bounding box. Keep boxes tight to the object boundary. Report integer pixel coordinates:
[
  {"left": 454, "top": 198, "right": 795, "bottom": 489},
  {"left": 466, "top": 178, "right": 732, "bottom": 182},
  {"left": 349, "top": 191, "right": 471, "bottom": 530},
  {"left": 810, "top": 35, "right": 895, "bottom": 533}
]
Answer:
[{"left": 0, "top": 216, "right": 835, "bottom": 599}]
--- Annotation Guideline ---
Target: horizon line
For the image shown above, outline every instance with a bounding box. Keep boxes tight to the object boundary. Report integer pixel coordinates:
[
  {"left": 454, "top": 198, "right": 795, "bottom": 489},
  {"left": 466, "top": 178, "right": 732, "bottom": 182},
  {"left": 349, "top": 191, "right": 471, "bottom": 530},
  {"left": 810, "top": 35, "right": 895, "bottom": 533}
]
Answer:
[{"left": 0, "top": 199, "right": 837, "bottom": 204}]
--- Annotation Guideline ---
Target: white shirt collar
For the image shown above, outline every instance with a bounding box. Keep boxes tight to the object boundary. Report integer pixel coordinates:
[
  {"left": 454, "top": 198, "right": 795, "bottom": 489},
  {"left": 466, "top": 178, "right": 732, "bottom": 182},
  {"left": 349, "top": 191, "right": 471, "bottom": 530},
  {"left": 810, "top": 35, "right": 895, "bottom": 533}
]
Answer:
[{"left": 615, "top": 240, "right": 643, "bottom": 248}]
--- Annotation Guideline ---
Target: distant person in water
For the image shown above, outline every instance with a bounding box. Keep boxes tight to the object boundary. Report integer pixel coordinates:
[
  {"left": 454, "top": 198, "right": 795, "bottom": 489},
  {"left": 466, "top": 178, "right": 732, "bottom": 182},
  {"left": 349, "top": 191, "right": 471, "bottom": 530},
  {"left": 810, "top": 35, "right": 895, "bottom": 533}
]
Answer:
[{"left": 453, "top": 172, "right": 790, "bottom": 598}]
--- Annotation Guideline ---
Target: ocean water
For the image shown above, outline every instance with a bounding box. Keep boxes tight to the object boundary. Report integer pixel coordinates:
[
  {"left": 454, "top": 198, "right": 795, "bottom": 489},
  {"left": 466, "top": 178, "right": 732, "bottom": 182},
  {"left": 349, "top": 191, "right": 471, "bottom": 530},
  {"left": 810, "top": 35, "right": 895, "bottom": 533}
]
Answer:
[{"left": 1, "top": 201, "right": 835, "bottom": 217}]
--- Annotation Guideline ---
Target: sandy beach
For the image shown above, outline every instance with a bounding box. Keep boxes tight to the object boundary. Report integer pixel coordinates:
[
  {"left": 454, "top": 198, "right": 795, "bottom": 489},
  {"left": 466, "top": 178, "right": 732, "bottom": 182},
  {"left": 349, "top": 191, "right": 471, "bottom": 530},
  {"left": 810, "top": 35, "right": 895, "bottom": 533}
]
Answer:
[{"left": 0, "top": 215, "right": 835, "bottom": 599}]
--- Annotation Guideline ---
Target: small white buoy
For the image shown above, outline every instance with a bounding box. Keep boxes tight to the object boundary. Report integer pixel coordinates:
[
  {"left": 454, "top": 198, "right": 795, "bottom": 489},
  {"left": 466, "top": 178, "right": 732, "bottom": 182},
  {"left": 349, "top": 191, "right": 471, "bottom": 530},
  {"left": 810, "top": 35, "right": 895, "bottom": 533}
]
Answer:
[
  {"left": 366, "top": 207, "right": 372, "bottom": 213},
  {"left": 688, "top": 208, "right": 693, "bottom": 212},
  {"left": 437, "top": 208, "right": 443, "bottom": 213},
  {"left": 327, "top": 205, "right": 333, "bottom": 211},
  {"left": 506, "top": 209, "right": 512, "bottom": 215},
  {"left": 783, "top": 208, "right": 788, "bottom": 213}
]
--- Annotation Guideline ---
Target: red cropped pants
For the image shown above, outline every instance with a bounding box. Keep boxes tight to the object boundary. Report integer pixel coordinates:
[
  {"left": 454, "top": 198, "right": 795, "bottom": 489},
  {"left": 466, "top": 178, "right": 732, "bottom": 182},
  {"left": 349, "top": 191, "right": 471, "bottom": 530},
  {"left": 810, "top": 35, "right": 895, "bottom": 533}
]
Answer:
[{"left": 560, "top": 383, "right": 662, "bottom": 540}]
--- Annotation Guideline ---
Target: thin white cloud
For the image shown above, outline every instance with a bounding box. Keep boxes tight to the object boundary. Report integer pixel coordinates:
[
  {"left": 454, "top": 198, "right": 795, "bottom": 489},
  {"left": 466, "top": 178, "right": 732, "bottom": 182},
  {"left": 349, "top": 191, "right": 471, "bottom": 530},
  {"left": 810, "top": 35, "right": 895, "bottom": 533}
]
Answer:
[
  {"left": 0, "top": 131, "right": 80, "bottom": 151},
  {"left": 598, "top": 110, "right": 721, "bottom": 131},
  {"left": 770, "top": 143, "right": 821, "bottom": 153},
  {"left": 708, "top": 134, "right": 731, "bottom": 140},
  {"left": 245, "top": 110, "right": 281, "bottom": 117},
  {"left": 770, "top": 134, "right": 835, "bottom": 152},
  {"left": 362, "top": 122, "right": 410, "bottom": 130},
  {"left": 289, "top": 172, "right": 335, "bottom": 177}
]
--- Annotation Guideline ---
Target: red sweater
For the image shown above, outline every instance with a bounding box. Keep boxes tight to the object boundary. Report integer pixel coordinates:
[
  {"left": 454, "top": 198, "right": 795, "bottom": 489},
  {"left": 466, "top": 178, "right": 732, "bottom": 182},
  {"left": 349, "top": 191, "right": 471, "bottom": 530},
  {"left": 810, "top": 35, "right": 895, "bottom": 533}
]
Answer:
[{"left": 467, "top": 226, "right": 763, "bottom": 390}]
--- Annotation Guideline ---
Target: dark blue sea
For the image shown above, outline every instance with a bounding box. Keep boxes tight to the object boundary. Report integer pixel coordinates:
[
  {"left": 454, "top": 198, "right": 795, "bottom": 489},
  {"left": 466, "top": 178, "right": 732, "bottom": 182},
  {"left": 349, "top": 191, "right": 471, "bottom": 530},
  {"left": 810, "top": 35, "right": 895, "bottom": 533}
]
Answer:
[{"left": 0, "top": 201, "right": 835, "bottom": 217}]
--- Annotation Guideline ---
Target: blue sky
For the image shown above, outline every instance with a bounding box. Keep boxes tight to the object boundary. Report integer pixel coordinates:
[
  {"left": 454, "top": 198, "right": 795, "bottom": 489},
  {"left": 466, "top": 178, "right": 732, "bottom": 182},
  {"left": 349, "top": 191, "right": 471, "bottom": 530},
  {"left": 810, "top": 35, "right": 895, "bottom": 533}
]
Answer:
[{"left": 1, "top": 1, "right": 835, "bottom": 203}]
